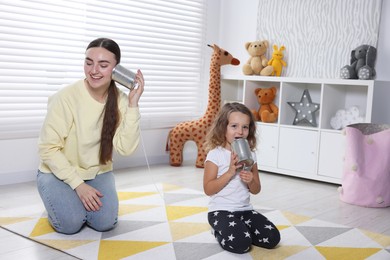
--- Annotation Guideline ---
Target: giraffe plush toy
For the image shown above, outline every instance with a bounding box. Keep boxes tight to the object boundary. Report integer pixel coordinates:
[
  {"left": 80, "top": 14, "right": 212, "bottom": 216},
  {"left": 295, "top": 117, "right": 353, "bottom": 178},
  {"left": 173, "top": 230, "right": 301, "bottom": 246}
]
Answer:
[{"left": 167, "top": 44, "right": 240, "bottom": 168}]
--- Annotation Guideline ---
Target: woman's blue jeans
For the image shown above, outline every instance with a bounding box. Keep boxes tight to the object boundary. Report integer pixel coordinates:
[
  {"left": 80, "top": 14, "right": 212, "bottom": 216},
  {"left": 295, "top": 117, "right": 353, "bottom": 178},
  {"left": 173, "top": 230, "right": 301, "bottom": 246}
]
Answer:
[{"left": 37, "top": 170, "right": 118, "bottom": 234}]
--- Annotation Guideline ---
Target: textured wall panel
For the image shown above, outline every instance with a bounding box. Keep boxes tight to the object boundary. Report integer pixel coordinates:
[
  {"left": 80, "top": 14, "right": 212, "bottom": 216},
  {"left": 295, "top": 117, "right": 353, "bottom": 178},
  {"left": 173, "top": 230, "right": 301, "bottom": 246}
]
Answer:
[{"left": 257, "top": 0, "right": 382, "bottom": 78}]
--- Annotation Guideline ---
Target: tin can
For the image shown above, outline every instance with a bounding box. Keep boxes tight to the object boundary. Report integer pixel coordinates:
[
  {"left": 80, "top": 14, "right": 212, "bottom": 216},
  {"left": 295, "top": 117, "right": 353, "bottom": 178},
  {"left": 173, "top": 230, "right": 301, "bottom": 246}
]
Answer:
[
  {"left": 231, "top": 138, "right": 254, "bottom": 170},
  {"left": 112, "top": 64, "right": 138, "bottom": 90}
]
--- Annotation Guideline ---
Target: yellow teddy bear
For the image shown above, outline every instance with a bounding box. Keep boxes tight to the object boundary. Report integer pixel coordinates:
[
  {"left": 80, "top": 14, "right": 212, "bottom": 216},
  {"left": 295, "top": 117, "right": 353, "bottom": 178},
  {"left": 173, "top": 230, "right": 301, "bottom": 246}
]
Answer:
[{"left": 268, "top": 45, "right": 287, "bottom": 76}]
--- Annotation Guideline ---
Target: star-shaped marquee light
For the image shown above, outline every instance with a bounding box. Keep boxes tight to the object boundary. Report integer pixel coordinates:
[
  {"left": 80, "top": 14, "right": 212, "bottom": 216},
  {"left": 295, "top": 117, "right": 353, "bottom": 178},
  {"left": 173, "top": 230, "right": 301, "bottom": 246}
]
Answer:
[{"left": 287, "top": 89, "right": 320, "bottom": 127}]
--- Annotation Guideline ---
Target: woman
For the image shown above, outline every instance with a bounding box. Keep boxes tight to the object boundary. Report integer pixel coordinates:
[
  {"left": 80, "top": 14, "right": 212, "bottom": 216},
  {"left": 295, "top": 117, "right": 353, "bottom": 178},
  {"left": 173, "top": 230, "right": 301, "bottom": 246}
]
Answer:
[{"left": 37, "top": 38, "right": 144, "bottom": 234}]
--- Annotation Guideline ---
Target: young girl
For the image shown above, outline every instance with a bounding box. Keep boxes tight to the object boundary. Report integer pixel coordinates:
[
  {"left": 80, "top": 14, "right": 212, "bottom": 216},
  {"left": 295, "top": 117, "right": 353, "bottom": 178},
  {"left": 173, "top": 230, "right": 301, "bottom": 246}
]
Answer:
[{"left": 203, "top": 102, "right": 280, "bottom": 254}]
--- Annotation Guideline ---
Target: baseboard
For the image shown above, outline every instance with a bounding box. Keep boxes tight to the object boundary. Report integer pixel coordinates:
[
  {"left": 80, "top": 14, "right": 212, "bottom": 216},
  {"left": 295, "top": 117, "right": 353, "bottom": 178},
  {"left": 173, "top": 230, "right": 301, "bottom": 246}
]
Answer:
[
  {"left": 0, "top": 152, "right": 197, "bottom": 186},
  {"left": 0, "top": 170, "right": 37, "bottom": 185}
]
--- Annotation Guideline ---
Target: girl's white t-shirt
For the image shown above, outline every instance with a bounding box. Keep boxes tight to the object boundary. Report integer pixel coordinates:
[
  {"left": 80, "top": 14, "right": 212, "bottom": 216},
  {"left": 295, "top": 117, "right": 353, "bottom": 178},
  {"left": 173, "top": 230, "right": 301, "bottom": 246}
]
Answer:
[{"left": 205, "top": 146, "right": 257, "bottom": 212}]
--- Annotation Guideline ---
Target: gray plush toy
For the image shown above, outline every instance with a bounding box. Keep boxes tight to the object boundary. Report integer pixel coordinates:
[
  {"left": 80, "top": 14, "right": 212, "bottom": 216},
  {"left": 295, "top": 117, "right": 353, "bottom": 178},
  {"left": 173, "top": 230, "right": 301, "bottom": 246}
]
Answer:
[{"left": 340, "top": 44, "right": 377, "bottom": 80}]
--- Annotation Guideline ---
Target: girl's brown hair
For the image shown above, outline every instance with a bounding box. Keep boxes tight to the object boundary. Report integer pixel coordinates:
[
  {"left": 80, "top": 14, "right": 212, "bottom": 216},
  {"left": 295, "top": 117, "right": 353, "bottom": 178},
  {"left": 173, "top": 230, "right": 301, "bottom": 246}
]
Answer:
[
  {"left": 86, "top": 38, "right": 121, "bottom": 164},
  {"left": 204, "top": 102, "right": 257, "bottom": 153}
]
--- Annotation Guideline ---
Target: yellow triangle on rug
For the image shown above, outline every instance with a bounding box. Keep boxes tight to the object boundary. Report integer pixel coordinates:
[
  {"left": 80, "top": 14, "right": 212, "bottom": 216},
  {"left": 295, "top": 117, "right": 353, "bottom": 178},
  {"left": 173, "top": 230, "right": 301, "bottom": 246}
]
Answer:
[
  {"left": 165, "top": 205, "right": 208, "bottom": 221},
  {"left": 0, "top": 217, "right": 34, "bottom": 226},
  {"left": 98, "top": 240, "right": 169, "bottom": 260},
  {"left": 316, "top": 246, "right": 382, "bottom": 260},
  {"left": 30, "top": 217, "right": 54, "bottom": 237},
  {"left": 169, "top": 222, "right": 210, "bottom": 241}
]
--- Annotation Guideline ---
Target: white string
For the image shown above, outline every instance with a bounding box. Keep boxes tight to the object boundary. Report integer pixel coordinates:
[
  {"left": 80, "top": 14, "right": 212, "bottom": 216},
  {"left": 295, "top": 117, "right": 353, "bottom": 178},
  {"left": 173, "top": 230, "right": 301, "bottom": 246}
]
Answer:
[{"left": 139, "top": 127, "right": 165, "bottom": 199}]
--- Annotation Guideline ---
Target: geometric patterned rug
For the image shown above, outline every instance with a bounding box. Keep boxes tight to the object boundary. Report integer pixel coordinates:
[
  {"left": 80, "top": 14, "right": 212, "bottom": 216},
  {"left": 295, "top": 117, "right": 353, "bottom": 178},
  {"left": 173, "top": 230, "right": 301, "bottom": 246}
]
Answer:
[{"left": 1, "top": 183, "right": 390, "bottom": 260}]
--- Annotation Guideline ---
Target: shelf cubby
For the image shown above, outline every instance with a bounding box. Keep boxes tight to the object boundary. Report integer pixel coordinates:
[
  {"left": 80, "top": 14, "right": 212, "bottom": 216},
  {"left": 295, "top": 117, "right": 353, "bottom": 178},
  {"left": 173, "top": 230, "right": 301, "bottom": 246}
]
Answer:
[{"left": 280, "top": 82, "right": 321, "bottom": 128}]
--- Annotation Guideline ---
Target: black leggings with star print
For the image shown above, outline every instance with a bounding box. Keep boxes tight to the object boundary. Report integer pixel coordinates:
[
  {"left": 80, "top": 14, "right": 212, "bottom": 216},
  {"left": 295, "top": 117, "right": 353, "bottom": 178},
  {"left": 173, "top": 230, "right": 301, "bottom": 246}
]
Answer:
[{"left": 208, "top": 210, "right": 280, "bottom": 254}]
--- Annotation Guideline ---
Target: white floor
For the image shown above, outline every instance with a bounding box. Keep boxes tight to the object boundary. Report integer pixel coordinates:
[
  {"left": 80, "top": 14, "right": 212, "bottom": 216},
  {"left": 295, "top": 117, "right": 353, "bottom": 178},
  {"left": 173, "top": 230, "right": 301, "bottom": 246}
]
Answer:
[{"left": 1, "top": 161, "right": 390, "bottom": 259}]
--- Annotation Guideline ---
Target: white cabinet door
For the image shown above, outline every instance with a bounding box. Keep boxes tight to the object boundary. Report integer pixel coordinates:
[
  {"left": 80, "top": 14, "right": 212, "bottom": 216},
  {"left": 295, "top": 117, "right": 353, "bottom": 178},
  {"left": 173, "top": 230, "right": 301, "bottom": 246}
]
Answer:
[
  {"left": 278, "top": 127, "right": 318, "bottom": 175},
  {"left": 318, "top": 131, "right": 346, "bottom": 179},
  {"left": 256, "top": 124, "right": 279, "bottom": 168}
]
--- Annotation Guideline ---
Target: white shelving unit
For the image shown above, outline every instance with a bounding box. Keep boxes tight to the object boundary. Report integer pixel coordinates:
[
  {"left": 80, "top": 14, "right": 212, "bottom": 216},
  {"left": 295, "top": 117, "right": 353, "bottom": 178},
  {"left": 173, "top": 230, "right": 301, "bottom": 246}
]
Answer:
[{"left": 221, "top": 74, "right": 377, "bottom": 184}]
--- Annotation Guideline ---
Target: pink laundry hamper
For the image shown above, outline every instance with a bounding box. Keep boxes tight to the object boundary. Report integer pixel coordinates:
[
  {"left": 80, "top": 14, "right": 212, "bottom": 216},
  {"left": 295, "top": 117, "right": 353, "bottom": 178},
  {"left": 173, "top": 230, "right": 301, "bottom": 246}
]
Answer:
[{"left": 339, "top": 123, "right": 390, "bottom": 207}]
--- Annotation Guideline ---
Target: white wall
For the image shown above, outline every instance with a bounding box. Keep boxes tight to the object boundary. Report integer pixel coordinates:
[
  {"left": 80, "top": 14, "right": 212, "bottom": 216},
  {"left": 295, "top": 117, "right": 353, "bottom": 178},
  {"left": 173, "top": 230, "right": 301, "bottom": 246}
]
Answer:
[
  {"left": 218, "top": 0, "right": 259, "bottom": 75},
  {"left": 1, "top": 0, "right": 389, "bottom": 185},
  {"left": 218, "top": 0, "right": 390, "bottom": 81}
]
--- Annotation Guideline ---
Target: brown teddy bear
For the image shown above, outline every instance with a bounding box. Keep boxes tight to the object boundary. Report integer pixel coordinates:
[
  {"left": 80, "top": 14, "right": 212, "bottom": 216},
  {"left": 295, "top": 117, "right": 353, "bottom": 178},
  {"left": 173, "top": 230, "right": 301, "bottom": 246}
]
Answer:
[
  {"left": 242, "top": 40, "right": 274, "bottom": 76},
  {"left": 251, "top": 86, "right": 279, "bottom": 122}
]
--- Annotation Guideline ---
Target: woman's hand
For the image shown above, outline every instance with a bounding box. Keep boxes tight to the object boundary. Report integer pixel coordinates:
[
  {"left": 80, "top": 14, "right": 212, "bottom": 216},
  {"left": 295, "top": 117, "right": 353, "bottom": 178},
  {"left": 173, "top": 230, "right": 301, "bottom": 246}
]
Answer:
[
  {"left": 128, "top": 69, "right": 145, "bottom": 107},
  {"left": 75, "top": 183, "right": 103, "bottom": 211}
]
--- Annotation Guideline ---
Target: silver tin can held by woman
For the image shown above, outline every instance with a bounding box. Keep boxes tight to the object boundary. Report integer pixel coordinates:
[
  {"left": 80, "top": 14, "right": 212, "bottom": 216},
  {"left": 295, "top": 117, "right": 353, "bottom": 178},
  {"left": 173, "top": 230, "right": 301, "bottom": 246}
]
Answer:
[
  {"left": 231, "top": 138, "right": 254, "bottom": 170},
  {"left": 112, "top": 64, "right": 139, "bottom": 90}
]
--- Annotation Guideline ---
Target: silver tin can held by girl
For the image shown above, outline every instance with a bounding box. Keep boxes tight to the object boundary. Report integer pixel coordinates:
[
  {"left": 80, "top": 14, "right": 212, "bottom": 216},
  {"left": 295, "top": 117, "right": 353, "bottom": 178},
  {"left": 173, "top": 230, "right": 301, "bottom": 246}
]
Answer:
[
  {"left": 231, "top": 138, "right": 254, "bottom": 171},
  {"left": 112, "top": 64, "right": 139, "bottom": 90}
]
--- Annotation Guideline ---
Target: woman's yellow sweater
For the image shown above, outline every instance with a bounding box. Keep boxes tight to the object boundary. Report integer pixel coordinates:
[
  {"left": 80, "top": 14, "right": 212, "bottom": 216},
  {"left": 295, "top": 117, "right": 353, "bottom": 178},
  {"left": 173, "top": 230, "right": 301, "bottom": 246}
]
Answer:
[{"left": 38, "top": 80, "right": 140, "bottom": 189}]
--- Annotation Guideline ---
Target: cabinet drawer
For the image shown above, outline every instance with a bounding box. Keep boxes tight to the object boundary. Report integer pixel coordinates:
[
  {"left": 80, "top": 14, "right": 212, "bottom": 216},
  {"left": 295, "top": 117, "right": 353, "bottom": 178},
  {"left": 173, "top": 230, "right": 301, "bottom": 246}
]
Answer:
[
  {"left": 256, "top": 124, "right": 279, "bottom": 168},
  {"left": 318, "top": 131, "right": 346, "bottom": 179}
]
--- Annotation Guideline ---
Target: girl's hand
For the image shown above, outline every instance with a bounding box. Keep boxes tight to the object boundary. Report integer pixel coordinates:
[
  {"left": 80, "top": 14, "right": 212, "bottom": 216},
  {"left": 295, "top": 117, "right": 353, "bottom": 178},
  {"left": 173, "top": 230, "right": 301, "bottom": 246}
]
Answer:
[
  {"left": 227, "top": 151, "right": 240, "bottom": 177},
  {"left": 239, "top": 168, "right": 254, "bottom": 184},
  {"left": 75, "top": 183, "right": 103, "bottom": 211},
  {"left": 128, "top": 69, "right": 144, "bottom": 107}
]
